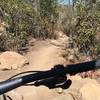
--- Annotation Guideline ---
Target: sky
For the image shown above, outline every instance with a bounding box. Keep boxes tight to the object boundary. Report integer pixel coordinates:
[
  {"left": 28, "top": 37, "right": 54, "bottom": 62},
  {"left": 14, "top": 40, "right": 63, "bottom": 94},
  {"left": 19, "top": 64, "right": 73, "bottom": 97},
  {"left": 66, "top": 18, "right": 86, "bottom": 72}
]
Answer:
[{"left": 58, "top": 0, "right": 73, "bottom": 5}]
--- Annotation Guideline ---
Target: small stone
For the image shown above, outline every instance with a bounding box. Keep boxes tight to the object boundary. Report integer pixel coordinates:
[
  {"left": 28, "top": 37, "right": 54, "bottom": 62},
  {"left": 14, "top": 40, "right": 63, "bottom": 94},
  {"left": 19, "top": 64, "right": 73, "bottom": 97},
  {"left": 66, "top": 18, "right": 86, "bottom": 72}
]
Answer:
[
  {"left": 56, "top": 88, "right": 63, "bottom": 94},
  {"left": 68, "top": 55, "right": 74, "bottom": 62},
  {"left": 11, "top": 64, "right": 18, "bottom": 70}
]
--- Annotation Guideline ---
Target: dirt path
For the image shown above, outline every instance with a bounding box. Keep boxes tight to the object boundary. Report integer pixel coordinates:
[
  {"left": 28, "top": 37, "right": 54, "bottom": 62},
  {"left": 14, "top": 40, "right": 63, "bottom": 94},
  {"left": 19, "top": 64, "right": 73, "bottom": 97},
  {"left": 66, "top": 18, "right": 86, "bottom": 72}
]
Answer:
[
  {"left": 0, "top": 31, "right": 69, "bottom": 79},
  {"left": 0, "top": 36, "right": 69, "bottom": 100},
  {"left": 0, "top": 36, "right": 68, "bottom": 79},
  {"left": 0, "top": 34, "right": 100, "bottom": 100},
  {"left": 24, "top": 40, "right": 66, "bottom": 71}
]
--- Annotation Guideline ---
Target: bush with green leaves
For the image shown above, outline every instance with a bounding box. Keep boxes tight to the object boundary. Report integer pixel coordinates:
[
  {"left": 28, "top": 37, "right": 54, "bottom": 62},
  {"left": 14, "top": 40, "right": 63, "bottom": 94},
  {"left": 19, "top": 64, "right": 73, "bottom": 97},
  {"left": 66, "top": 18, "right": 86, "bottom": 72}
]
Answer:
[
  {"left": 0, "top": 0, "right": 58, "bottom": 51},
  {"left": 36, "top": 0, "right": 58, "bottom": 39},
  {"left": 0, "top": 0, "right": 35, "bottom": 51},
  {"left": 71, "top": 1, "right": 100, "bottom": 57}
]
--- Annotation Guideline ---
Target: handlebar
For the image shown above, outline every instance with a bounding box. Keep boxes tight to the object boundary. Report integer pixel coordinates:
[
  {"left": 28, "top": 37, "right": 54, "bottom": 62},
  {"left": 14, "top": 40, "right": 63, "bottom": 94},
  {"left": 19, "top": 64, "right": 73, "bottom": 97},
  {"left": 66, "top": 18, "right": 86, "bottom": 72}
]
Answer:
[{"left": 0, "top": 60, "right": 100, "bottom": 95}]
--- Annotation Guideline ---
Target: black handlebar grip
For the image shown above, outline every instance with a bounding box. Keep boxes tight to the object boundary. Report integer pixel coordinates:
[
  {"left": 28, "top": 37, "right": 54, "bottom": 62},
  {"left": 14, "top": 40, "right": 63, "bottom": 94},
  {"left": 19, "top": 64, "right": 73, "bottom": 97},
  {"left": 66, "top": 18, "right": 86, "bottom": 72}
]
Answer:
[{"left": 65, "top": 60, "right": 100, "bottom": 75}]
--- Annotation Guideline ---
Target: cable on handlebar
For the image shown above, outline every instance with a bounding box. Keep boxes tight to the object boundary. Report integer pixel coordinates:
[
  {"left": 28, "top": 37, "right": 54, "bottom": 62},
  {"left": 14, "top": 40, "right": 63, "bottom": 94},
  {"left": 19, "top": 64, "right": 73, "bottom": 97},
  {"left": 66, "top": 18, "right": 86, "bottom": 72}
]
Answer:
[{"left": 7, "top": 71, "right": 43, "bottom": 80}]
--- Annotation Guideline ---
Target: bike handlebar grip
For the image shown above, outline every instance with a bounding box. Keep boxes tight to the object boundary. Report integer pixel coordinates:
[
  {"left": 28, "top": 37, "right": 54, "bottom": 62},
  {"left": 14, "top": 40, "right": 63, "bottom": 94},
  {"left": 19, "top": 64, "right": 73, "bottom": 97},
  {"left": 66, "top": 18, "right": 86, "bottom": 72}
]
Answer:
[
  {"left": 65, "top": 60, "right": 98, "bottom": 74},
  {"left": 95, "top": 60, "right": 100, "bottom": 69},
  {"left": 0, "top": 78, "right": 23, "bottom": 95}
]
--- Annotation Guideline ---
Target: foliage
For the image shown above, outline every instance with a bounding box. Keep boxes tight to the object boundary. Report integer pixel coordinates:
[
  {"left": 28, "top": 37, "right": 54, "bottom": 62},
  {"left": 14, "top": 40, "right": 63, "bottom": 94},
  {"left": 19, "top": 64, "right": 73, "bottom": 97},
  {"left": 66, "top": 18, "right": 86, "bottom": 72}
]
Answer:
[
  {"left": 37, "top": 0, "right": 58, "bottom": 39},
  {"left": 0, "top": 0, "right": 58, "bottom": 51},
  {"left": 0, "top": 0, "right": 34, "bottom": 51},
  {"left": 71, "top": 0, "right": 100, "bottom": 57},
  {"left": 57, "top": 5, "right": 74, "bottom": 34}
]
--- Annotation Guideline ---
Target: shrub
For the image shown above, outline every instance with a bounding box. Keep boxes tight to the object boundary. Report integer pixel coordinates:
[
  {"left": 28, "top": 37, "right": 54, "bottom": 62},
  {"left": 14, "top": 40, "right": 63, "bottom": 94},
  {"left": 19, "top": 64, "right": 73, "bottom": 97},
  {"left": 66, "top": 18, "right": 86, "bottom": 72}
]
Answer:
[
  {"left": 71, "top": 1, "right": 100, "bottom": 57},
  {"left": 0, "top": 0, "right": 58, "bottom": 52}
]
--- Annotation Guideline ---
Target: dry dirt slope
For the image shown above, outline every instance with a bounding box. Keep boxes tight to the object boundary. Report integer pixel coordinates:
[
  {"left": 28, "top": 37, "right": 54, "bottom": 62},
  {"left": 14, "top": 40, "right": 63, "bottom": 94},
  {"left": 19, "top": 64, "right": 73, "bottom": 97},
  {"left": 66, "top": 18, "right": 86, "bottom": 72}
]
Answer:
[
  {"left": 24, "top": 39, "right": 66, "bottom": 71},
  {"left": 0, "top": 35, "right": 71, "bottom": 100},
  {"left": 23, "top": 32, "right": 69, "bottom": 71},
  {"left": 0, "top": 34, "right": 100, "bottom": 100},
  {"left": 0, "top": 34, "right": 68, "bottom": 79}
]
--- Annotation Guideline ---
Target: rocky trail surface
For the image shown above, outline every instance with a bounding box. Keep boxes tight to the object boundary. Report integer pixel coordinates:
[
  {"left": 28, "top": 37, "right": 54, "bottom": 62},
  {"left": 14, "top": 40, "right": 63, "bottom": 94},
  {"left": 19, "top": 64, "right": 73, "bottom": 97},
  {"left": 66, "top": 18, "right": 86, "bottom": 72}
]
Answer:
[
  {"left": 0, "top": 32, "right": 68, "bottom": 79},
  {"left": 0, "top": 33, "right": 69, "bottom": 100},
  {"left": 0, "top": 32, "right": 100, "bottom": 100},
  {"left": 24, "top": 39, "right": 66, "bottom": 71}
]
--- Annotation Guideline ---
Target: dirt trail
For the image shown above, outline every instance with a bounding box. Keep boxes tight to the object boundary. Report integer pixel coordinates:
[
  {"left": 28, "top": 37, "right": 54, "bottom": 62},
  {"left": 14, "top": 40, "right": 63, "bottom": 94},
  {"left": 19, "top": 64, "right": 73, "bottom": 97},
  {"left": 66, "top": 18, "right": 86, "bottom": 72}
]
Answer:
[
  {"left": 0, "top": 43, "right": 63, "bottom": 79},
  {"left": 0, "top": 33, "right": 68, "bottom": 79},
  {"left": 0, "top": 34, "right": 70, "bottom": 100},
  {"left": 0, "top": 37, "right": 68, "bottom": 100},
  {"left": 24, "top": 40, "right": 66, "bottom": 71},
  {"left": 0, "top": 34, "right": 100, "bottom": 100}
]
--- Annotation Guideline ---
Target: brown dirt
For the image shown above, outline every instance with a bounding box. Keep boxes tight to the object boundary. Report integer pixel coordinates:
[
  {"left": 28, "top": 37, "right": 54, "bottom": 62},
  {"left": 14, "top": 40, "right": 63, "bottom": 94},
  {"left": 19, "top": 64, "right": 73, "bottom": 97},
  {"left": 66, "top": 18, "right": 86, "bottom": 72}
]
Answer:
[
  {"left": 0, "top": 33, "right": 100, "bottom": 100},
  {"left": 0, "top": 38, "right": 66, "bottom": 78},
  {"left": 24, "top": 39, "right": 66, "bottom": 71},
  {"left": 0, "top": 38, "right": 68, "bottom": 100}
]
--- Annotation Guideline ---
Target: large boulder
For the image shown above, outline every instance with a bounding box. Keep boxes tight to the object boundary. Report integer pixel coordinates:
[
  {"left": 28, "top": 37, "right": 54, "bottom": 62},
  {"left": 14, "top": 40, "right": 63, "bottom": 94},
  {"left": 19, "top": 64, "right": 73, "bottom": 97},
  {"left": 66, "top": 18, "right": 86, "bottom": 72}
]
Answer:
[
  {"left": 0, "top": 51, "right": 29, "bottom": 70},
  {"left": 67, "top": 75, "right": 100, "bottom": 100},
  {"left": 80, "top": 82, "right": 100, "bottom": 100}
]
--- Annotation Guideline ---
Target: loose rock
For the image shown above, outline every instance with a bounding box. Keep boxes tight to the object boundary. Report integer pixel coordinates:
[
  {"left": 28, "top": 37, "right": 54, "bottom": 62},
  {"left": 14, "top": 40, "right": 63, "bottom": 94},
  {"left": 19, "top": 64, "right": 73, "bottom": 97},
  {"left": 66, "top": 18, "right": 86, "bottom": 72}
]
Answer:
[{"left": 0, "top": 51, "right": 29, "bottom": 70}]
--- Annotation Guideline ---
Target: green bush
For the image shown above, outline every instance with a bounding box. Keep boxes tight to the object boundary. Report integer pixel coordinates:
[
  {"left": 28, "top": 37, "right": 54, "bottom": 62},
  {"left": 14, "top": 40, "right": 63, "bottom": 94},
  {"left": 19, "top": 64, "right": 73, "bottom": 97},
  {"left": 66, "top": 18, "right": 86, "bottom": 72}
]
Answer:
[
  {"left": 0, "top": 0, "right": 35, "bottom": 51},
  {"left": 0, "top": 0, "right": 58, "bottom": 51},
  {"left": 71, "top": 1, "right": 100, "bottom": 57}
]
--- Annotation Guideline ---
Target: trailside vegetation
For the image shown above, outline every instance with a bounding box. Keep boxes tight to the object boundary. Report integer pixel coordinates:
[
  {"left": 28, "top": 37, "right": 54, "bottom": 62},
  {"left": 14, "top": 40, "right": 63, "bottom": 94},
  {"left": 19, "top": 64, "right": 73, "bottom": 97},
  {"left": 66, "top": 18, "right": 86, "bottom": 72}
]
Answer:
[{"left": 0, "top": 0, "right": 100, "bottom": 59}]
